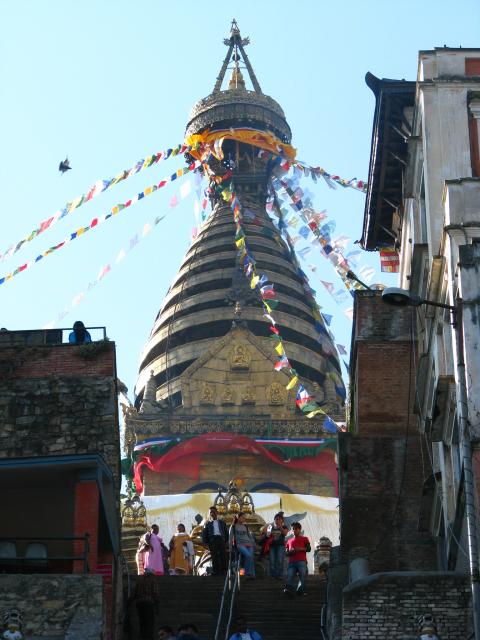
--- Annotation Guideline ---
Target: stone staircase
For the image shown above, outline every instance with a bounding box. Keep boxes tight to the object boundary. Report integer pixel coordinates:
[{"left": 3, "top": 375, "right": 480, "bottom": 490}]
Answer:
[{"left": 125, "top": 575, "right": 326, "bottom": 640}]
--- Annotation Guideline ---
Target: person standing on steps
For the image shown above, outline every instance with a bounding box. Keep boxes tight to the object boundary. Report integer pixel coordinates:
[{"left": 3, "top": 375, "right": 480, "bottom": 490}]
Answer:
[
  {"left": 143, "top": 524, "right": 165, "bottom": 576},
  {"left": 169, "top": 523, "right": 193, "bottom": 575},
  {"left": 261, "top": 511, "right": 288, "bottom": 579},
  {"left": 201, "top": 506, "right": 228, "bottom": 575},
  {"left": 232, "top": 512, "right": 256, "bottom": 579},
  {"left": 284, "top": 522, "right": 311, "bottom": 596},
  {"left": 228, "top": 616, "right": 262, "bottom": 640}
]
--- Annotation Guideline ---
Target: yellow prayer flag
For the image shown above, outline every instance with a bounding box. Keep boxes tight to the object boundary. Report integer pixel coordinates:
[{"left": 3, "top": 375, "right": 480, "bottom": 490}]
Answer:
[
  {"left": 250, "top": 275, "right": 260, "bottom": 289},
  {"left": 286, "top": 376, "right": 298, "bottom": 391},
  {"left": 235, "top": 238, "right": 245, "bottom": 249},
  {"left": 144, "top": 186, "right": 152, "bottom": 196},
  {"left": 306, "top": 408, "right": 325, "bottom": 418},
  {"left": 275, "top": 342, "right": 284, "bottom": 355},
  {"left": 112, "top": 206, "right": 119, "bottom": 215},
  {"left": 68, "top": 196, "right": 82, "bottom": 212}
]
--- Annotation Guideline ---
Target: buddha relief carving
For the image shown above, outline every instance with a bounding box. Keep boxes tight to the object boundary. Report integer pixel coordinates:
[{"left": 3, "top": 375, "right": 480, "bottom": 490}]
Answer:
[
  {"left": 241, "top": 386, "right": 256, "bottom": 404},
  {"left": 221, "top": 385, "right": 235, "bottom": 405},
  {"left": 230, "top": 343, "right": 251, "bottom": 370},
  {"left": 267, "top": 382, "right": 286, "bottom": 406},
  {"left": 200, "top": 382, "right": 215, "bottom": 405}
]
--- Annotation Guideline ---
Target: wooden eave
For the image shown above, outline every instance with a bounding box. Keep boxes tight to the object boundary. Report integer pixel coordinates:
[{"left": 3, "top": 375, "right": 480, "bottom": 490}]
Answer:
[{"left": 360, "top": 74, "right": 416, "bottom": 251}]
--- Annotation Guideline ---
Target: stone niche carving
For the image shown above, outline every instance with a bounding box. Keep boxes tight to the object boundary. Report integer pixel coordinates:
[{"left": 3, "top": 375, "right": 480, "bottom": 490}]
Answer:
[
  {"left": 221, "top": 385, "right": 235, "bottom": 405},
  {"left": 267, "top": 382, "right": 286, "bottom": 406},
  {"left": 241, "top": 386, "right": 256, "bottom": 405},
  {"left": 199, "top": 382, "right": 215, "bottom": 405},
  {"left": 229, "top": 343, "right": 251, "bottom": 370}
]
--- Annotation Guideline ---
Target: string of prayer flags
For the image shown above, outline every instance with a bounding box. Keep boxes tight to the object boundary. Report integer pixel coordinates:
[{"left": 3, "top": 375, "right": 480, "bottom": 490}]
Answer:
[
  {"left": 272, "top": 178, "right": 371, "bottom": 295},
  {"left": 1, "top": 142, "right": 193, "bottom": 263},
  {"left": 380, "top": 248, "right": 400, "bottom": 273},
  {"left": 257, "top": 148, "right": 367, "bottom": 192},
  {"left": 0, "top": 162, "right": 200, "bottom": 287},
  {"left": 43, "top": 210, "right": 169, "bottom": 329},
  {"left": 216, "top": 179, "right": 337, "bottom": 427}
]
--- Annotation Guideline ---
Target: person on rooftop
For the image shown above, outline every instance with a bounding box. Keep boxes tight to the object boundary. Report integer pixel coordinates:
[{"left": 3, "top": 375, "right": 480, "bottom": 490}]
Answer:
[{"left": 68, "top": 320, "right": 92, "bottom": 344}]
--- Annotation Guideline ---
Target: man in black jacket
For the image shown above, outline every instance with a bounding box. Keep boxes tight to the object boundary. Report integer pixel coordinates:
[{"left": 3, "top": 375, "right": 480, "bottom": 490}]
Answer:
[{"left": 201, "top": 506, "right": 228, "bottom": 575}]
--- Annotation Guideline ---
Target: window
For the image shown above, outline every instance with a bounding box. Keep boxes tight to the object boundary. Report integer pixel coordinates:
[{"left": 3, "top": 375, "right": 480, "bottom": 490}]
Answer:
[
  {"left": 468, "top": 99, "right": 480, "bottom": 177},
  {"left": 465, "top": 58, "right": 480, "bottom": 76}
]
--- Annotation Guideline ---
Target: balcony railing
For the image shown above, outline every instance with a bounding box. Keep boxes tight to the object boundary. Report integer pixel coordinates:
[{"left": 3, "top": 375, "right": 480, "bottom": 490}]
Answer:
[
  {"left": 0, "top": 534, "right": 90, "bottom": 574},
  {"left": 0, "top": 327, "right": 107, "bottom": 346}
]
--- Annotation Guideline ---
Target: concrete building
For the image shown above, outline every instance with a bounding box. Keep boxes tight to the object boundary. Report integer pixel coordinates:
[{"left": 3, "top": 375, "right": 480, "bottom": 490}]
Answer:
[
  {"left": 0, "top": 328, "right": 122, "bottom": 640},
  {"left": 333, "top": 48, "right": 480, "bottom": 639}
]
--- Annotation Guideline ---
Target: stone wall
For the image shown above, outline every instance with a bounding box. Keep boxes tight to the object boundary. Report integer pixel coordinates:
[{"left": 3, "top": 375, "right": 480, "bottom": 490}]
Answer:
[
  {"left": 0, "top": 574, "right": 103, "bottom": 639},
  {"left": 342, "top": 572, "right": 471, "bottom": 639},
  {"left": 0, "top": 340, "right": 120, "bottom": 486}
]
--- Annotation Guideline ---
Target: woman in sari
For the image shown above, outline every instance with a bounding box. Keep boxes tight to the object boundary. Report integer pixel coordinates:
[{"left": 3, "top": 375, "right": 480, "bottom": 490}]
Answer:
[{"left": 143, "top": 524, "right": 164, "bottom": 575}]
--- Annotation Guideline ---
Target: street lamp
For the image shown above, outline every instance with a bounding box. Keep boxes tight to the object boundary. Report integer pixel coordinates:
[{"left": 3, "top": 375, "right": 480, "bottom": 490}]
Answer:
[{"left": 382, "top": 286, "right": 480, "bottom": 640}]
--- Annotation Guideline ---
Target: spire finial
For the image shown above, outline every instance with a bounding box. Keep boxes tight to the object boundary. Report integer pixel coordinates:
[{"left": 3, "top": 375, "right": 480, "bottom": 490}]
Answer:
[{"left": 213, "top": 21, "right": 262, "bottom": 94}]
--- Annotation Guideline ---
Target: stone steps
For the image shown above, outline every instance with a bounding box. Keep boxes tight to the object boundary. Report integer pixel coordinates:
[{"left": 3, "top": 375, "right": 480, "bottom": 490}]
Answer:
[{"left": 126, "top": 574, "right": 326, "bottom": 640}]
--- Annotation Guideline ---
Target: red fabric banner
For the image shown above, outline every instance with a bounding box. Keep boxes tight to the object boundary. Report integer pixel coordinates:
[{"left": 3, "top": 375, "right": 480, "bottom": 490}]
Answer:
[
  {"left": 134, "top": 432, "right": 337, "bottom": 495},
  {"left": 380, "top": 249, "right": 399, "bottom": 273}
]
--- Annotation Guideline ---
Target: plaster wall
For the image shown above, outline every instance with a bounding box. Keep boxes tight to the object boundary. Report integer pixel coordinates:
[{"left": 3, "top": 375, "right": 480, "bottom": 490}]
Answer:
[{"left": 421, "top": 85, "right": 472, "bottom": 254}]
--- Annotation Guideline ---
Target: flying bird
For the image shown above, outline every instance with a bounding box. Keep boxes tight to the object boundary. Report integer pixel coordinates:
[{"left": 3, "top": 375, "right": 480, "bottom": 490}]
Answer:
[{"left": 58, "top": 157, "right": 72, "bottom": 174}]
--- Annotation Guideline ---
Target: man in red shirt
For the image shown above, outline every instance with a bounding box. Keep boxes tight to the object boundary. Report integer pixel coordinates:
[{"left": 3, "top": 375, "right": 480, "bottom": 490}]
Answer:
[{"left": 284, "top": 522, "right": 311, "bottom": 596}]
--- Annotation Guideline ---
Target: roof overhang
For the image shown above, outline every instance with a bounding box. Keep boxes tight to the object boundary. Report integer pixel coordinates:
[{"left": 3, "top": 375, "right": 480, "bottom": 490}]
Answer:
[
  {"left": 360, "top": 73, "right": 416, "bottom": 251},
  {"left": 0, "top": 454, "right": 120, "bottom": 555}
]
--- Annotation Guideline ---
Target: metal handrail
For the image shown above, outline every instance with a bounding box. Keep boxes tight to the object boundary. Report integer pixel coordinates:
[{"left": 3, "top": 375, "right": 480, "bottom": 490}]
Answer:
[
  {"left": 214, "top": 525, "right": 239, "bottom": 640},
  {"left": 0, "top": 327, "right": 107, "bottom": 343},
  {"left": 224, "top": 565, "right": 239, "bottom": 640}
]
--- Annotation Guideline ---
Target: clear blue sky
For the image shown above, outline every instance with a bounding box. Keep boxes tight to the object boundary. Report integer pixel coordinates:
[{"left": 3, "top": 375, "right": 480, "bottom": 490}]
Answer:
[{"left": 1, "top": 0, "right": 478, "bottom": 402}]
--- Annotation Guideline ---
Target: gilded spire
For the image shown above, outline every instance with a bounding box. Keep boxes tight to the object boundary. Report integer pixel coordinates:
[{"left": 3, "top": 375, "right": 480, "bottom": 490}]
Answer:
[{"left": 213, "top": 19, "right": 262, "bottom": 94}]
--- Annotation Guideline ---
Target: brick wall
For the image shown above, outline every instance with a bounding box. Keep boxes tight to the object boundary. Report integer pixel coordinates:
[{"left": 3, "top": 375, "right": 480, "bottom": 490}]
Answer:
[
  {"left": 0, "top": 341, "right": 120, "bottom": 485},
  {"left": 352, "top": 291, "right": 417, "bottom": 435},
  {"left": 342, "top": 572, "right": 471, "bottom": 639},
  {"left": 338, "top": 432, "right": 437, "bottom": 573}
]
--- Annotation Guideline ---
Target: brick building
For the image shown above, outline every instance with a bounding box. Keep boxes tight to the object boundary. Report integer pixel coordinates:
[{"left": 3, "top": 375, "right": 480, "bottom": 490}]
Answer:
[
  {"left": 331, "top": 48, "right": 480, "bottom": 639},
  {"left": 0, "top": 328, "right": 122, "bottom": 639}
]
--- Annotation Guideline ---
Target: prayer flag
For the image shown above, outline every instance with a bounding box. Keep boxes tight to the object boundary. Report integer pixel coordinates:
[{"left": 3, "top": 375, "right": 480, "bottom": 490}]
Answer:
[
  {"left": 286, "top": 376, "right": 298, "bottom": 391},
  {"left": 180, "top": 180, "right": 192, "bottom": 199},
  {"left": 323, "top": 416, "right": 338, "bottom": 433},
  {"left": 274, "top": 356, "right": 290, "bottom": 371},
  {"left": 275, "top": 342, "right": 285, "bottom": 356},
  {"left": 379, "top": 249, "right": 400, "bottom": 273},
  {"left": 306, "top": 408, "right": 325, "bottom": 418}
]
